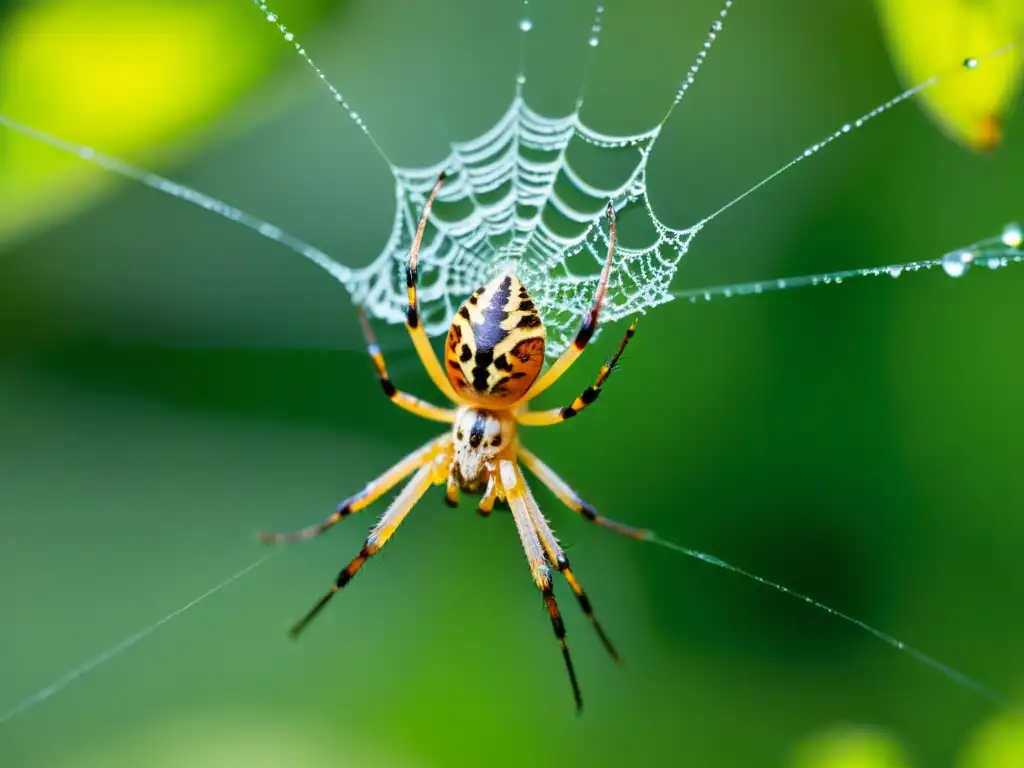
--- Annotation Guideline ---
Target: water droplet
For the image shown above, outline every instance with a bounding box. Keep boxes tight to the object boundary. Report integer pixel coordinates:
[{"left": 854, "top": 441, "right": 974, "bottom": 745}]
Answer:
[
  {"left": 963, "top": 57, "right": 979, "bottom": 70},
  {"left": 516, "top": 74, "right": 526, "bottom": 85},
  {"left": 888, "top": 266, "right": 902, "bottom": 278},
  {"left": 588, "top": 35, "right": 599, "bottom": 47},
  {"left": 1001, "top": 222, "right": 1022, "bottom": 248},
  {"left": 711, "top": 20, "right": 723, "bottom": 32},
  {"left": 266, "top": 13, "right": 277, "bottom": 23},
  {"left": 519, "top": 18, "right": 533, "bottom": 32},
  {"left": 941, "top": 250, "right": 973, "bottom": 277},
  {"left": 284, "top": 32, "right": 294, "bottom": 42},
  {"left": 987, "top": 257, "right": 1001, "bottom": 270}
]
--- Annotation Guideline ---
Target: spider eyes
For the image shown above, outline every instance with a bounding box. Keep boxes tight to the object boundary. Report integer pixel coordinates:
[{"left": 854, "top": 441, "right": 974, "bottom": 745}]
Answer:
[{"left": 456, "top": 431, "right": 465, "bottom": 440}]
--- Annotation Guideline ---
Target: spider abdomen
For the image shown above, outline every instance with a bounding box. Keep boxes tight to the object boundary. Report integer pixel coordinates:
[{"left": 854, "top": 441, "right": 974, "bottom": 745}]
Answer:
[
  {"left": 445, "top": 273, "right": 546, "bottom": 409},
  {"left": 451, "top": 406, "right": 516, "bottom": 490}
]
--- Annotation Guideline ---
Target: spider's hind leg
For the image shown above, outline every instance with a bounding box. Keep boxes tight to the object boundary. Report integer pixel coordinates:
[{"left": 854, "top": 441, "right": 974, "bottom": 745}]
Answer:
[
  {"left": 513, "top": 462, "right": 622, "bottom": 665},
  {"left": 517, "top": 444, "right": 652, "bottom": 541},
  {"left": 500, "top": 458, "right": 584, "bottom": 712},
  {"left": 290, "top": 449, "right": 449, "bottom": 638}
]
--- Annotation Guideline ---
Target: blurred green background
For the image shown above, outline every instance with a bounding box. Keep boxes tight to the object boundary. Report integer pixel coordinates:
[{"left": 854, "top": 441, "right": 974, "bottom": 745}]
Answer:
[{"left": 1, "top": 1, "right": 1023, "bottom": 766}]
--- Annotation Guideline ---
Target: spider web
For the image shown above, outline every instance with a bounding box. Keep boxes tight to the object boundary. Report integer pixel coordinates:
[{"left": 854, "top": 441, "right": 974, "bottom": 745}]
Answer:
[
  {"left": 258, "top": 0, "right": 709, "bottom": 357},
  {"left": 352, "top": 98, "right": 686, "bottom": 354}
]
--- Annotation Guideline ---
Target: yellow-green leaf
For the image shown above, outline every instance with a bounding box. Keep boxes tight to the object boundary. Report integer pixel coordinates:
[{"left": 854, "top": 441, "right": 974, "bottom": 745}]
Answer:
[
  {"left": 876, "top": 0, "right": 1024, "bottom": 151},
  {"left": 791, "top": 725, "right": 913, "bottom": 768},
  {"left": 0, "top": 0, "right": 331, "bottom": 245}
]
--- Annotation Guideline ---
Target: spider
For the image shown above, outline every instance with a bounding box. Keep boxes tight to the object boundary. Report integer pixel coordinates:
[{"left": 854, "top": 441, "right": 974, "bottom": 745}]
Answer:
[{"left": 261, "top": 172, "right": 650, "bottom": 712}]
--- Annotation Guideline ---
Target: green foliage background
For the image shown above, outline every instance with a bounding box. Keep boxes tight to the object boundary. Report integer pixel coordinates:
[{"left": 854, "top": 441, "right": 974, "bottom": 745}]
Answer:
[{"left": 1, "top": 1, "right": 1022, "bottom": 766}]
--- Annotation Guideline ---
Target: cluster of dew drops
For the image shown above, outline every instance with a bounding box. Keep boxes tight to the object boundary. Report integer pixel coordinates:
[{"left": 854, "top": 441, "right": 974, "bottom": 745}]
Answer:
[{"left": 940, "top": 222, "right": 1022, "bottom": 278}]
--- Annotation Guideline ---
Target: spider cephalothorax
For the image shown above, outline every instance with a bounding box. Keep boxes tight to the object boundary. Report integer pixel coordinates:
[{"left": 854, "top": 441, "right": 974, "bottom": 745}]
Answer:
[{"left": 262, "top": 173, "right": 648, "bottom": 713}]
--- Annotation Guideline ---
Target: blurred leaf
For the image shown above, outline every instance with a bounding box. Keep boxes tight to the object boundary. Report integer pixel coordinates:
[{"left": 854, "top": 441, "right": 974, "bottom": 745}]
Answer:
[
  {"left": 876, "top": 0, "right": 1024, "bottom": 151},
  {"left": 957, "top": 710, "right": 1024, "bottom": 768},
  {"left": 0, "top": 0, "right": 333, "bottom": 245},
  {"left": 791, "top": 725, "right": 912, "bottom": 768}
]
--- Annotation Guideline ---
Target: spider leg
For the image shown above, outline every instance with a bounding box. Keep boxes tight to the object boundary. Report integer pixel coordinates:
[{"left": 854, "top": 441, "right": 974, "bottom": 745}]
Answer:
[
  {"left": 259, "top": 435, "right": 450, "bottom": 544},
  {"left": 499, "top": 459, "right": 584, "bottom": 713},
  {"left": 515, "top": 463, "right": 621, "bottom": 665},
  {"left": 517, "top": 319, "right": 636, "bottom": 427},
  {"left": 290, "top": 460, "right": 440, "bottom": 638},
  {"left": 523, "top": 203, "right": 617, "bottom": 402},
  {"left": 358, "top": 308, "right": 455, "bottom": 423},
  {"left": 403, "top": 172, "right": 465, "bottom": 405},
  {"left": 517, "top": 445, "right": 652, "bottom": 541}
]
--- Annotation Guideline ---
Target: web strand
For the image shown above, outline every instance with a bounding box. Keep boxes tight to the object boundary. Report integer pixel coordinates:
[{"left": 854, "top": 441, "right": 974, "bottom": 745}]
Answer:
[
  {"left": 0, "top": 552, "right": 277, "bottom": 729},
  {"left": 672, "top": 229, "right": 1023, "bottom": 303},
  {"left": 692, "top": 45, "right": 1017, "bottom": 228},
  {"left": 250, "top": 0, "right": 394, "bottom": 168},
  {"left": 0, "top": 114, "right": 353, "bottom": 288},
  {"left": 641, "top": 533, "right": 1017, "bottom": 711}
]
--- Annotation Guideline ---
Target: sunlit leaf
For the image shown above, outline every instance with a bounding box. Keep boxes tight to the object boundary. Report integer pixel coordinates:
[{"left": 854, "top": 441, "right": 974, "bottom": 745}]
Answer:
[
  {"left": 791, "top": 725, "right": 912, "bottom": 768},
  {"left": 0, "top": 0, "right": 332, "bottom": 245},
  {"left": 957, "top": 710, "right": 1024, "bottom": 768},
  {"left": 876, "top": 0, "right": 1024, "bottom": 151}
]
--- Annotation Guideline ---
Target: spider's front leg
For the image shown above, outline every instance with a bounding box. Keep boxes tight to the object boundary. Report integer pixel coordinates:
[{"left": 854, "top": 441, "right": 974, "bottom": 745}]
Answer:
[
  {"left": 517, "top": 319, "right": 637, "bottom": 427},
  {"left": 522, "top": 203, "right": 618, "bottom": 402},
  {"left": 358, "top": 308, "right": 455, "bottom": 424},
  {"left": 403, "top": 172, "right": 465, "bottom": 405}
]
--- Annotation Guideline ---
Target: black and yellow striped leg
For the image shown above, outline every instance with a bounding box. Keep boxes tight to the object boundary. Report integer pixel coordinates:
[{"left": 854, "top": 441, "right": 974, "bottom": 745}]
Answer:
[
  {"left": 516, "top": 462, "right": 621, "bottom": 665},
  {"left": 404, "top": 172, "right": 465, "bottom": 404},
  {"left": 517, "top": 444, "right": 652, "bottom": 541},
  {"left": 358, "top": 308, "right": 455, "bottom": 424},
  {"left": 524, "top": 203, "right": 617, "bottom": 401},
  {"left": 500, "top": 458, "right": 584, "bottom": 713},
  {"left": 290, "top": 461, "right": 437, "bottom": 638},
  {"left": 260, "top": 435, "right": 450, "bottom": 544},
  {"left": 518, "top": 319, "right": 637, "bottom": 427}
]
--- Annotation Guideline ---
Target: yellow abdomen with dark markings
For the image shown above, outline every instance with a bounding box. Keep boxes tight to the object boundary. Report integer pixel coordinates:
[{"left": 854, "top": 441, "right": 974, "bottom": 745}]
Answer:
[{"left": 445, "top": 273, "right": 546, "bottom": 408}]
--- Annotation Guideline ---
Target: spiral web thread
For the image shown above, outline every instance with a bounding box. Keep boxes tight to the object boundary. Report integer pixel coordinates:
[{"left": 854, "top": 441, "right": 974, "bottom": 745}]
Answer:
[{"left": 360, "top": 98, "right": 692, "bottom": 354}]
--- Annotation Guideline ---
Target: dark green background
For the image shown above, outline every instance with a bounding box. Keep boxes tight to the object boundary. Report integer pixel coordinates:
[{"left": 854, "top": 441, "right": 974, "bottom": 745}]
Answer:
[{"left": 1, "top": 1, "right": 1022, "bottom": 766}]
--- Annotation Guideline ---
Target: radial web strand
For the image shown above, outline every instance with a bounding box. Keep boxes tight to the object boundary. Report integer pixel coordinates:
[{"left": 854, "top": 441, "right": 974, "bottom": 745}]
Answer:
[{"left": 0, "top": 552, "right": 277, "bottom": 728}]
